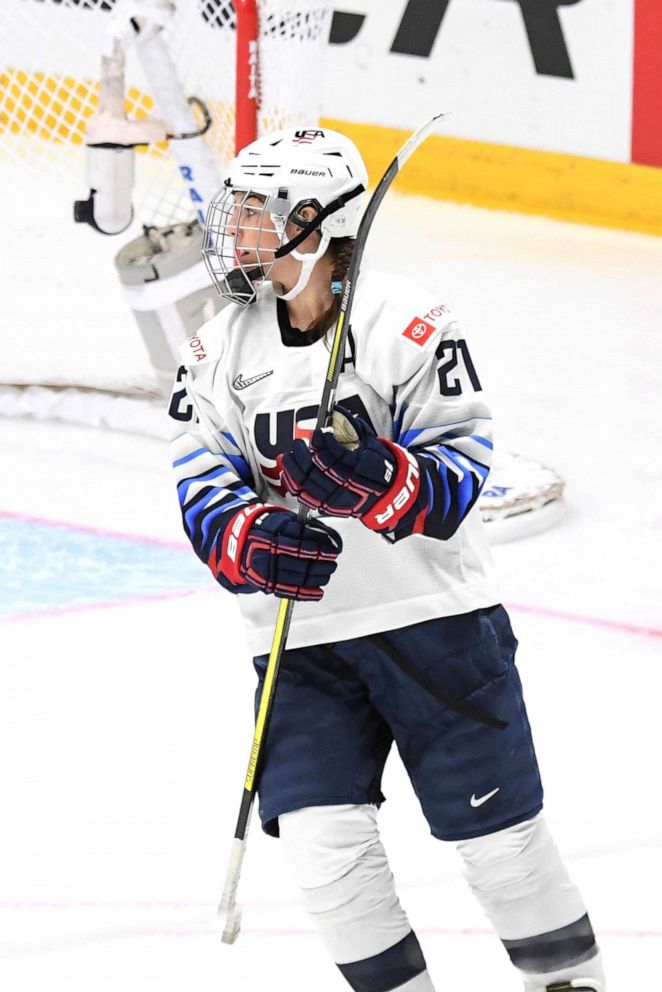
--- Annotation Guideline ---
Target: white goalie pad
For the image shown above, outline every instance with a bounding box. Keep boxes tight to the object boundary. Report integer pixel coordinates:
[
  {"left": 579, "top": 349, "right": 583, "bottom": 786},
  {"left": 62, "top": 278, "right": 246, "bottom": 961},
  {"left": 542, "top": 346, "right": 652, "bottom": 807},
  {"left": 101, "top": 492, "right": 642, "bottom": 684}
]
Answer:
[{"left": 480, "top": 451, "right": 566, "bottom": 543}]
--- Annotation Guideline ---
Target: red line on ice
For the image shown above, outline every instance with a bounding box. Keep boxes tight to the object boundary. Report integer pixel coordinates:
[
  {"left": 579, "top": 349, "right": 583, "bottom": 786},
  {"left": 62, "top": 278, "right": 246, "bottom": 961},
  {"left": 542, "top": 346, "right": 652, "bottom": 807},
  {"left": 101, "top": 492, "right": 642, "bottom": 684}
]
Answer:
[
  {"left": 0, "top": 588, "right": 198, "bottom": 624},
  {"left": 506, "top": 602, "right": 662, "bottom": 640},
  {"left": 1, "top": 904, "right": 660, "bottom": 940},
  {"left": 247, "top": 926, "right": 662, "bottom": 940},
  {"left": 3, "top": 509, "right": 659, "bottom": 639},
  {"left": 0, "top": 508, "right": 190, "bottom": 551}
]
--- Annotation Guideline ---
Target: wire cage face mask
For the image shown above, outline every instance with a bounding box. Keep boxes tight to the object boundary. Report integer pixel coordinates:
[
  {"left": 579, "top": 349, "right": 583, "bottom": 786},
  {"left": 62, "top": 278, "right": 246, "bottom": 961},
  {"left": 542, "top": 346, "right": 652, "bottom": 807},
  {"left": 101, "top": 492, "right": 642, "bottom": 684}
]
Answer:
[{"left": 202, "top": 184, "right": 288, "bottom": 307}]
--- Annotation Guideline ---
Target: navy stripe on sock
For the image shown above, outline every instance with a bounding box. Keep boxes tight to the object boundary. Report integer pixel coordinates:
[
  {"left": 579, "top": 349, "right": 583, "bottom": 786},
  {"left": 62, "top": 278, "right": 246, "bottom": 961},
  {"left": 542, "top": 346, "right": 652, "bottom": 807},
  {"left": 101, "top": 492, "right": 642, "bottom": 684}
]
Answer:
[
  {"left": 337, "top": 930, "right": 427, "bottom": 992},
  {"left": 502, "top": 913, "right": 598, "bottom": 974}
]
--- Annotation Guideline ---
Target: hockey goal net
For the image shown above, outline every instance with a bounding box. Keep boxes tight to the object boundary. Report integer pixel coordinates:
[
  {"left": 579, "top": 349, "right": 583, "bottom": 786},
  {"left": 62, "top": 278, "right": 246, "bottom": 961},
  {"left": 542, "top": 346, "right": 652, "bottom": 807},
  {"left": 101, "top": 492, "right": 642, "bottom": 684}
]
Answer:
[
  {"left": 0, "top": 2, "right": 565, "bottom": 540},
  {"left": 0, "top": 0, "right": 332, "bottom": 401},
  {"left": 1, "top": 0, "right": 333, "bottom": 225}
]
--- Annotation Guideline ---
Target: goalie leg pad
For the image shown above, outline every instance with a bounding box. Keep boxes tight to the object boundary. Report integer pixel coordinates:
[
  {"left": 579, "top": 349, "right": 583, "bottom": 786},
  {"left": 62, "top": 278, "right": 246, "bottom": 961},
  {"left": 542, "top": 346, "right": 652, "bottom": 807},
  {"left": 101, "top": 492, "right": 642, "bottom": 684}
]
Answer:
[
  {"left": 279, "top": 804, "right": 434, "bottom": 990},
  {"left": 457, "top": 812, "right": 602, "bottom": 982}
]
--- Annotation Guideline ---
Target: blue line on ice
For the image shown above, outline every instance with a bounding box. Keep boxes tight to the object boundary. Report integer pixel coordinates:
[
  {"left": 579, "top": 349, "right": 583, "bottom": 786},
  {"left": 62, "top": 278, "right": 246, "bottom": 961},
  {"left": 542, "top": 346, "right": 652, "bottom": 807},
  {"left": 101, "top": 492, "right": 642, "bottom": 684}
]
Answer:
[{"left": 0, "top": 519, "right": 210, "bottom": 617}]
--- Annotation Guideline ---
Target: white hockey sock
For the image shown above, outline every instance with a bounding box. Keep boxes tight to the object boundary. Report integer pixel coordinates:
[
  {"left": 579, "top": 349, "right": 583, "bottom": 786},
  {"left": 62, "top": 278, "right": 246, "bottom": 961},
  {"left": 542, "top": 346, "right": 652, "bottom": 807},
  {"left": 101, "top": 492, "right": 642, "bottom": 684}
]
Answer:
[
  {"left": 279, "top": 804, "right": 436, "bottom": 992},
  {"left": 457, "top": 813, "right": 603, "bottom": 985}
]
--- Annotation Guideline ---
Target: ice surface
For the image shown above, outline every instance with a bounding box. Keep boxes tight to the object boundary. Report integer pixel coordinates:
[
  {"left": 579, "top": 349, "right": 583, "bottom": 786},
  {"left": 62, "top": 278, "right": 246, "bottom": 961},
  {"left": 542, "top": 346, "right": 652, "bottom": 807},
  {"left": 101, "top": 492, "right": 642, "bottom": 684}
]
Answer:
[{"left": 1, "top": 181, "right": 661, "bottom": 989}]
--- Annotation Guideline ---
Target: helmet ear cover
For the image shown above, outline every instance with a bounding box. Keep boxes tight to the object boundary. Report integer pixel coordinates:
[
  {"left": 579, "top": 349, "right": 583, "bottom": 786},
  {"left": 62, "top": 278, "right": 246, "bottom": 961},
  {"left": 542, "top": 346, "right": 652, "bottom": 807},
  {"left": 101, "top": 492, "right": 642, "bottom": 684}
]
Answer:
[{"left": 287, "top": 197, "right": 323, "bottom": 229}]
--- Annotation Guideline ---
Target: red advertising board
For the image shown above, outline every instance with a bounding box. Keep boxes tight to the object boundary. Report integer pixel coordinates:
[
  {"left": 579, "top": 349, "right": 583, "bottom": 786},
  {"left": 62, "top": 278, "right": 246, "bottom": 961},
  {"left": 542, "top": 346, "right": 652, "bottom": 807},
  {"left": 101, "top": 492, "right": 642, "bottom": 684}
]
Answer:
[{"left": 632, "top": 0, "right": 662, "bottom": 166}]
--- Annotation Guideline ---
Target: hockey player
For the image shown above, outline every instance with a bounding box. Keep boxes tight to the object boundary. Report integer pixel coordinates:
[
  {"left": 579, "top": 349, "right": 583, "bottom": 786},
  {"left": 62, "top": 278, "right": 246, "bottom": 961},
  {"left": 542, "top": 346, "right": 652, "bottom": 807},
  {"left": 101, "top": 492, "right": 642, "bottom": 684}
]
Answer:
[{"left": 169, "top": 127, "right": 606, "bottom": 992}]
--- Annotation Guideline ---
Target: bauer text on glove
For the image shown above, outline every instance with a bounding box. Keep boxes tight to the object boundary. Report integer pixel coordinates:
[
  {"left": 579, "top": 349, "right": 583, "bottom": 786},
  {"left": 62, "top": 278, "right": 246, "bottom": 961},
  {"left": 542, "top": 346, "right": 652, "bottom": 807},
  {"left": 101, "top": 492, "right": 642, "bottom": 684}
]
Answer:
[{"left": 209, "top": 504, "right": 343, "bottom": 601}]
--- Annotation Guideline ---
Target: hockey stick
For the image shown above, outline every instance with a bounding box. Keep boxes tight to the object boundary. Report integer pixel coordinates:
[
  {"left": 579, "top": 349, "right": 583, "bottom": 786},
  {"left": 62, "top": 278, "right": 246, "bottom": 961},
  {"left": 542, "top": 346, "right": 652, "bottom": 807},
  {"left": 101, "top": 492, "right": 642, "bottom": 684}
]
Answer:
[{"left": 217, "top": 114, "right": 446, "bottom": 944}]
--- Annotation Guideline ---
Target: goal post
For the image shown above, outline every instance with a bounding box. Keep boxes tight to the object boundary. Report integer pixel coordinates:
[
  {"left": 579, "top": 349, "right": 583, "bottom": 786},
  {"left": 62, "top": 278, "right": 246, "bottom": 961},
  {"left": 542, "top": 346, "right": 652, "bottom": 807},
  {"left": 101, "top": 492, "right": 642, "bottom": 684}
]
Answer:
[{"left": 235, "top": 0, "right": 259, "bottom": 153}]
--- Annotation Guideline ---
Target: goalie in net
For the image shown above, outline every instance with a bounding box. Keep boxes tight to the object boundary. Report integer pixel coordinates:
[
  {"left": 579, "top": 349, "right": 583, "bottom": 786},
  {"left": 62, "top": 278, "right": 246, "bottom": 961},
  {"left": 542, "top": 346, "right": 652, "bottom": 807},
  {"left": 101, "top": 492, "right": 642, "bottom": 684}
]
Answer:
[
  {"left": 169, "top": 127, "right": 606, "bottom": 992},
  {"left": 0, "top": 0, "right": 563, "bottom": 535}
]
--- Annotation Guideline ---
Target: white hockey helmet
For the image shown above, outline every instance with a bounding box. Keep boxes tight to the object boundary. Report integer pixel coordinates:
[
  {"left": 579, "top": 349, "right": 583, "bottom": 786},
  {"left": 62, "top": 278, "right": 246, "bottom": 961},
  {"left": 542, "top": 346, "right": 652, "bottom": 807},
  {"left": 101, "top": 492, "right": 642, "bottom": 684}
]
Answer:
[{"left": 202, "top": 127, "right": 368, "bottom": 306}]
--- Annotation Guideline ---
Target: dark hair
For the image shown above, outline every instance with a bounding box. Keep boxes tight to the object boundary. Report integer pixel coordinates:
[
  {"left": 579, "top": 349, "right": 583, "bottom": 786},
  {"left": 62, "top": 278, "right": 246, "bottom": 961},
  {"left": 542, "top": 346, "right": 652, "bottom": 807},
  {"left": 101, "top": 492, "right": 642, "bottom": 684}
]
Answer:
[{"left": 305, "top": 237, "right": 355, "bottom": 343}]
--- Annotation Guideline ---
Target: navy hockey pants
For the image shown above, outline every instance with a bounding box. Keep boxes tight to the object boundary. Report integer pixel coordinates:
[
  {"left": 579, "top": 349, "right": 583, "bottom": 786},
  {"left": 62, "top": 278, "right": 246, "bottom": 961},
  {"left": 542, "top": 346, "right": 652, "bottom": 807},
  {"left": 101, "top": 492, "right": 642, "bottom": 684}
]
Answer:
[{"left": 253, "top": 605, "right": 543, "bottom": 840}]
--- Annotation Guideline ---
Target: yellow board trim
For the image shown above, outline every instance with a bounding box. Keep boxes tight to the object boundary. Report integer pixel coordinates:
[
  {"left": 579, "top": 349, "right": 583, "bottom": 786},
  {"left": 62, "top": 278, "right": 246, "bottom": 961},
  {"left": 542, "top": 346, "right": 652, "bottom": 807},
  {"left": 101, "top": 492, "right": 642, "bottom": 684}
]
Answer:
[
  {"left": 321, "top": 117, "right": 662, "bottom": 237},
  {"left": 0, "top": 69, "right": 192, "bottom": 156},
  {"left": 4, "top": 70, "right": 659, "bottom": 235}
]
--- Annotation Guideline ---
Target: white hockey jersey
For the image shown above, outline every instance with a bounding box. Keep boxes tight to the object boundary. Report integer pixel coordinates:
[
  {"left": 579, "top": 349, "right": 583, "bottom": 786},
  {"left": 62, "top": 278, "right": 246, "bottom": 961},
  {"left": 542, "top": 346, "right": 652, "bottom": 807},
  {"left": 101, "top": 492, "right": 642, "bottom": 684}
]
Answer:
[{"left": 169, "top": 268, "right": 500, "bottom": 655}]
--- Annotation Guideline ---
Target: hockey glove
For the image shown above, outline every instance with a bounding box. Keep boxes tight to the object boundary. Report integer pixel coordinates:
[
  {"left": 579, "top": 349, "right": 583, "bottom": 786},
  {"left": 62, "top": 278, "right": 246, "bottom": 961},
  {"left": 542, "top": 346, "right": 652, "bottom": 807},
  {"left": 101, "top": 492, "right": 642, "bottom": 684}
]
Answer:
[
  {"left": 281, "top": 406, "right": 425, "bottom": 535},
  {"left": 214, "top": 504, "right": 343, "bottom": 601}
]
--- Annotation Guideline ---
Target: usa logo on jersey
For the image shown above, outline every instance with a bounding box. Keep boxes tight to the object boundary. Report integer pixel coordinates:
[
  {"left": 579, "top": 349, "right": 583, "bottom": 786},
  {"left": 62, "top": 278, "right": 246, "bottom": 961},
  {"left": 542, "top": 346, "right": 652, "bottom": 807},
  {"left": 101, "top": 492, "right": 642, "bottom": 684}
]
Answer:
[{"left": 252, "top": 395, "right": 374, "bottom": 494}]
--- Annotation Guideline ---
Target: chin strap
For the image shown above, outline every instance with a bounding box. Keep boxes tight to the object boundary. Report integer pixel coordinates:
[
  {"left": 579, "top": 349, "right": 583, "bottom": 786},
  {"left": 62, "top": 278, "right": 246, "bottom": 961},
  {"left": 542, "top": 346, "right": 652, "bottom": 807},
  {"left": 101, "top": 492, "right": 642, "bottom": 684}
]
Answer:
[
  {"left": 271, "top": 181, "right": 365, "bottom": 301},
  {"left": 275, "top": 230, "right": 332, "bottom": 301}
]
